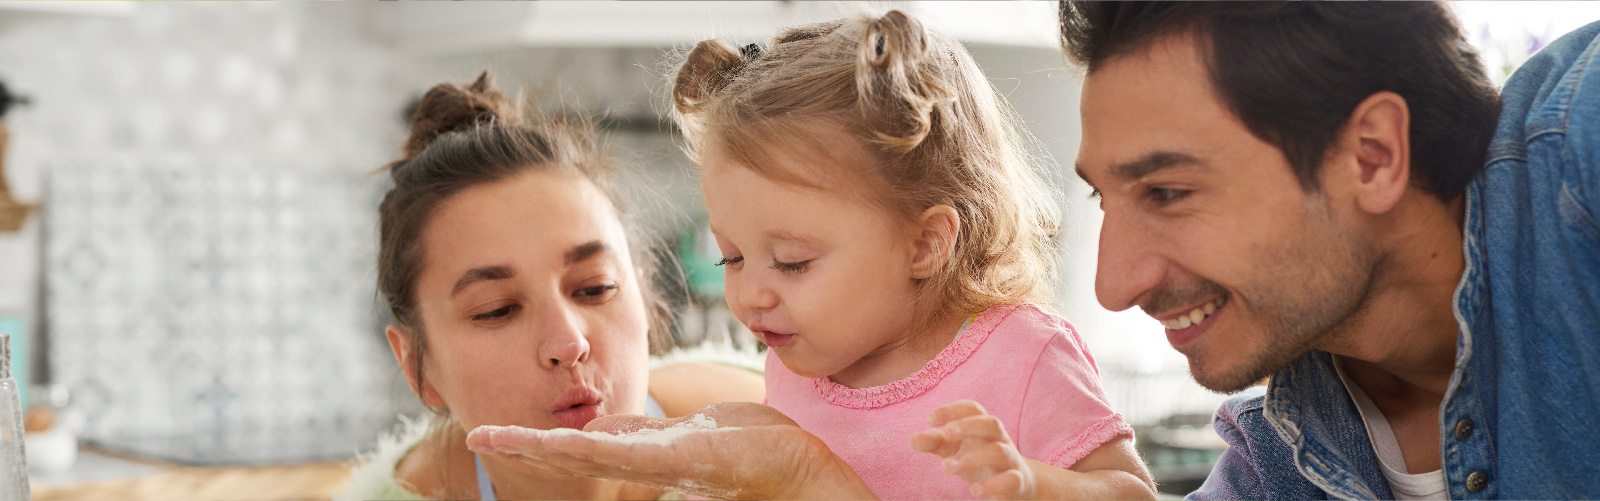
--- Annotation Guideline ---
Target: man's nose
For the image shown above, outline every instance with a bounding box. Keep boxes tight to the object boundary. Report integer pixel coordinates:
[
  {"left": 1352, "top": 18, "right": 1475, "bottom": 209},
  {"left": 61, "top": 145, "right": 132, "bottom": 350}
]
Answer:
[{"left": 1094, "top": 209, "right": 1166, "bottom": 313}]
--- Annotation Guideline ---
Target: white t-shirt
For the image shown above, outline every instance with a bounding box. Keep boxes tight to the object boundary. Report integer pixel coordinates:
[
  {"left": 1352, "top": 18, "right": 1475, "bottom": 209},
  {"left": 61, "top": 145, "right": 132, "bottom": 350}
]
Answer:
[{"left": 1333, "top": 357, "right": 1448, "bottom": 500}]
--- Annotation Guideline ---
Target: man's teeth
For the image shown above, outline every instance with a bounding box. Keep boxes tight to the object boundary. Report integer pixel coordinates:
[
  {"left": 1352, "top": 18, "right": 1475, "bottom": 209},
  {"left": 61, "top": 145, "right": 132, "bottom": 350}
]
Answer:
[{"left": 1161, "top": 297, "right": 1226, "bottom": 330}]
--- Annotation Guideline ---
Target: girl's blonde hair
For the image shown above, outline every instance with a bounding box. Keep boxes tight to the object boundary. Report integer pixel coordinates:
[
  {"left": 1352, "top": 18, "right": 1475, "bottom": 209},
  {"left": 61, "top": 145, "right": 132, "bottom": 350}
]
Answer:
[{"left": 672, "top": 10, "right": 1061, "bottom": 322}]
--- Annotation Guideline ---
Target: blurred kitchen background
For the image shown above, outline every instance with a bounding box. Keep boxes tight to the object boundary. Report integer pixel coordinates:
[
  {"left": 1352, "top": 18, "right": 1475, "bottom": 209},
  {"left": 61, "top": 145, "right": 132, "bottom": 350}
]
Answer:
[{"left": 0, "top": 2, "right": 1590, "bottom": 499}]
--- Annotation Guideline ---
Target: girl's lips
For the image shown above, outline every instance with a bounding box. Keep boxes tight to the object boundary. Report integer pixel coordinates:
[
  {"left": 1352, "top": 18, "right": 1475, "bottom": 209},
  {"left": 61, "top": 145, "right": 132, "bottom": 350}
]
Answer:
[
  {"left": 757, "top": 330, "right": 797, "bottom": 348},
  {"left": 552, "top": 403, "right": 602, "bottom": 429}
]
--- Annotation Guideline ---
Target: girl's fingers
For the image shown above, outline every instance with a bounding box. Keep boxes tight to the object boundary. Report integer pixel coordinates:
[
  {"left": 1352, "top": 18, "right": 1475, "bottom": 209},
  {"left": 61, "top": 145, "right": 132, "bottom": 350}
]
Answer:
[
  {"left": 910, "top": 428, "right": 960, "bottom": 456},
  {"left": 972, "top": 467, "right": 1028, "bottom": 500},
  {"left": 926, "top": 399, "right": 988, "bottom": 427},
  {"left": 943, "top": 441, "right": 1016, "bottom": 484},
  {"left": 943, "top": 413, "right": 1007, "bottom": 443}
]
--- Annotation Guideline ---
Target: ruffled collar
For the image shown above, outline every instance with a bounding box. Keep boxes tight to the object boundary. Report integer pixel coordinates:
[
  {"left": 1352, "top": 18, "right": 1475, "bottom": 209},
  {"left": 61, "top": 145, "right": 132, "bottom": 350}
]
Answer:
[{"left": 812, "top": 304, "right": 1020, "bottom": 409}]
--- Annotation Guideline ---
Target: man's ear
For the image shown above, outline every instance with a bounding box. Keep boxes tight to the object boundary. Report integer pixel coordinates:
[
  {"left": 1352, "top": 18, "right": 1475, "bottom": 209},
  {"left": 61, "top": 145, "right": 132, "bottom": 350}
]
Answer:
[
  {"left": 386, "top": 325, "right": 446, "bottom": 407},
  {"left": 909, "top": 205, "right": 960, "bottom": 280},
  {"left": 1337, "top": 91, "right": 1412, "bottom": 215}
]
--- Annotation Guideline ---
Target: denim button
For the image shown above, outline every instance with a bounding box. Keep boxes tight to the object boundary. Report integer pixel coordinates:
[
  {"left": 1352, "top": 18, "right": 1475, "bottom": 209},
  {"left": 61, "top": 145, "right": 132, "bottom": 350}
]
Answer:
[
  {"left": 1454, "top": 418, "right": 1474, "bottom": 441},
  {"left": 1466, "top": 471, "right": 1489, "bottom": 493}
]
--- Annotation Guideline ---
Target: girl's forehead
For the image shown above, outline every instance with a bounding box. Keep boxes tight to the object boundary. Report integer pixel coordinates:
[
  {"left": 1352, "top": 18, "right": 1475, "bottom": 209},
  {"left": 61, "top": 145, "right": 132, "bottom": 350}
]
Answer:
[{"left": 702, "top": 133, "right": 902, "bottom": 215}]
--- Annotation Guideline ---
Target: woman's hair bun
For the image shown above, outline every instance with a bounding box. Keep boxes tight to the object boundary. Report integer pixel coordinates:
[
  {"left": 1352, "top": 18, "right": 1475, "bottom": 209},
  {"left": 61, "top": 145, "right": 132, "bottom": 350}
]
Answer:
[
  {"left": 400, "top": 71, "right": 515, "bottom": 162},
  {"left": 672, "top": 39, "right": 746, "bottom": 116}
]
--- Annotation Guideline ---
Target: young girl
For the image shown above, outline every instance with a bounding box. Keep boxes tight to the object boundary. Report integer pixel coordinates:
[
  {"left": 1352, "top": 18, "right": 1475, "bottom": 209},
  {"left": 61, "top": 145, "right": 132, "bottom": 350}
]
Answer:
[{"left": 670, "top": 10, "right": 1155, "bottom": 500}]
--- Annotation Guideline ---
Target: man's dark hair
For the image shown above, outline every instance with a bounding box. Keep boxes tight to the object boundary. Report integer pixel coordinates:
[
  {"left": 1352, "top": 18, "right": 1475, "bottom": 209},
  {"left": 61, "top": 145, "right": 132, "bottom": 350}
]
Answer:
[{"left": 1060, "top": 2, "right": 1500, "bottom": 200}]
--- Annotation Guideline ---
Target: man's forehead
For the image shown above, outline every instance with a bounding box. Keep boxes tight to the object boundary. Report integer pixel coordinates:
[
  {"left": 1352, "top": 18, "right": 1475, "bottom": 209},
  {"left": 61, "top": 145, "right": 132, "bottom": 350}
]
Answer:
[{"left": 1075, "top": 36, "right": 1235, "bottom": 184}]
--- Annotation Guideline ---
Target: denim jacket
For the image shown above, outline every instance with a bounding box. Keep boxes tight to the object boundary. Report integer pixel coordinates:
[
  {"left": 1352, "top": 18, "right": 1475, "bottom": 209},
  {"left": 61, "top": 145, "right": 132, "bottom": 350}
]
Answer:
[{"left": 1188, "top": 20, "right": 1600, "bottom": 501}]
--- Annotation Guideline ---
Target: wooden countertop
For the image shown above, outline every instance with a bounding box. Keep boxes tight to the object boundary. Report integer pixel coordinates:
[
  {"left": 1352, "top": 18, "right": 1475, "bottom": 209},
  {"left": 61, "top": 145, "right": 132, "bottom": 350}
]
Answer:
[{"left": 31, "top": 448, "right": 352, "bottom": 501}]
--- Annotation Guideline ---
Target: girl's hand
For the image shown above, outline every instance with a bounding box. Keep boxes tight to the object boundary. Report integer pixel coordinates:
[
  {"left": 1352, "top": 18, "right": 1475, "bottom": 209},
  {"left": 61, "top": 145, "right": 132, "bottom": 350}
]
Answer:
[
  {"left": 910, "top": 400, "right": 1037, "bottom": 500},
  {"left": 466, "top": 401, "right": 875, "bottom": 500}
]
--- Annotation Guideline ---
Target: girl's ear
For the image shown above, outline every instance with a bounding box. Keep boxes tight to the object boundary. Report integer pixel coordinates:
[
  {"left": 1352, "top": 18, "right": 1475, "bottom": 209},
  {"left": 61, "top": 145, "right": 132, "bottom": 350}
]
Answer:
[
  {"left": 386, "top": 325, "right": 446, "bottom": 407},
  {"left": 909, "top": 205, "right": 959, "bottom": 280}
]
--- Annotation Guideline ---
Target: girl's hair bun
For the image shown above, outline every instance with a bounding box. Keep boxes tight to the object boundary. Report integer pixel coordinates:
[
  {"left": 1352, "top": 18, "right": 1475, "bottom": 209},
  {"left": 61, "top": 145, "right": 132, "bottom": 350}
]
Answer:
[
  {"left": 861, "top": 10, "right": 930, "bottom": 71},
  {"left": 672, "top": 39, "right": 746, "bottom": 116},
  {"left": 400, "top": 71, "right": 516, "bottom": 162}
]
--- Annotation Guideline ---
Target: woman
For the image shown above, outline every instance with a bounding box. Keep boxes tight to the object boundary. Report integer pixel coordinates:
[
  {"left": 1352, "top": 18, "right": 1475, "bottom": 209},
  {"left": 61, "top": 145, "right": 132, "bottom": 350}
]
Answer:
[{"left": 337, "top": 72, "right": 764, "bottom": 500}]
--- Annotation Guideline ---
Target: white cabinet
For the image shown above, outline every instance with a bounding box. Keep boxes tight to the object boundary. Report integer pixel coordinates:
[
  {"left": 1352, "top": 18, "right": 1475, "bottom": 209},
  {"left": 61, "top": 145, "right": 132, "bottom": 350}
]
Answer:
[{"left": 367, "top": 1, "right": 1060, "bottom": 55}]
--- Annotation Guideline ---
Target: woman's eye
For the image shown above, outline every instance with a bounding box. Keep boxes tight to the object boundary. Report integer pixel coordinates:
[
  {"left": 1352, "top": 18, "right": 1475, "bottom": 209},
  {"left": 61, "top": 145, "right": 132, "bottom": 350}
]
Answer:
[
  {"left": 1149, "top": 187, "right": 1191, "bottom": 205},
  {"left": 471, "top": 305, "right": 516, "bottom": 321},
  {"left": 772, "top": 259, "right": 811, "bottom": 274},
  {"left": 714, "top": 256, "right": 744, "bottom": 268},
  {"left": 575, "top": 284, "right": 618, "bottom": 298}
]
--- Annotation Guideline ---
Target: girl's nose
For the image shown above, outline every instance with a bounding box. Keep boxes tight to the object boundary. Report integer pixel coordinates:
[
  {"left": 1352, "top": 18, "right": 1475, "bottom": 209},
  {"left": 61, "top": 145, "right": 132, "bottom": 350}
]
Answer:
[{"left": 734, "top": 268, "right": 779, "bottom": 312}]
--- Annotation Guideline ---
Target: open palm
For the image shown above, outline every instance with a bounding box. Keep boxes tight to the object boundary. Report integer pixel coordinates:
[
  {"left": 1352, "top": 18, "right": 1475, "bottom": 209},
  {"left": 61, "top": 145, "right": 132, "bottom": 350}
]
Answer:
[{"left": 467, "top": 402, "right": 873, "bottom": 500}]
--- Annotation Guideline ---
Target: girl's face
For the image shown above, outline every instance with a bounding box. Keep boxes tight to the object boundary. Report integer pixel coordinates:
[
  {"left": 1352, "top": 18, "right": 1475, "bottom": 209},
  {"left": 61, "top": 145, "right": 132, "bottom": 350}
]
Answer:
[
  {"left": 389, "top": 170, "right": 650, "bottom": 433},
  {"left": 701, "top": 143, "right": 927, "bottom": 387}
]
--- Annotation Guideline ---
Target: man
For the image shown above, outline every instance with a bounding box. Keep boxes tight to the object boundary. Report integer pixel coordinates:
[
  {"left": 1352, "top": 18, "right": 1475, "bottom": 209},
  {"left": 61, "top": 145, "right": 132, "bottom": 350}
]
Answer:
[{"left": 1062, "top": 2, "right": 1599, "bottom": 499}]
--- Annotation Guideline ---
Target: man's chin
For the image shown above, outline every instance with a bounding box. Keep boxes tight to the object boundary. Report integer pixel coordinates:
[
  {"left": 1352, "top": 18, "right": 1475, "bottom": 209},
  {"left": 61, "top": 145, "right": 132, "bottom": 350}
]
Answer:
[{"left": 1186, "top": 354, "right": 1277, "bottom": 394}]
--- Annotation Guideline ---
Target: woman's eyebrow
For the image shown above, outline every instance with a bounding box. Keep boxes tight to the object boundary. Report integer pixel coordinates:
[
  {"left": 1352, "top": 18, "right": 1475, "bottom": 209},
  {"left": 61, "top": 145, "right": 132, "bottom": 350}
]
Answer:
[
  {"left": 451, "top": 265, "right": 514, "bottom": 298},
  {"left": 564, "top": 240, "right": 613, "bottom": 265}
]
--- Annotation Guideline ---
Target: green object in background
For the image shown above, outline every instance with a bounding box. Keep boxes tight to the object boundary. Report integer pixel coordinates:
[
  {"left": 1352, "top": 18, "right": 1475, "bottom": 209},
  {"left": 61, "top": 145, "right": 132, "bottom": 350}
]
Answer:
[
  {"left": 678, "top": 222, "right": 725, "bottom": 297},
  {"left": 0, "top": 316, "right": 23, "bottom": 410}
]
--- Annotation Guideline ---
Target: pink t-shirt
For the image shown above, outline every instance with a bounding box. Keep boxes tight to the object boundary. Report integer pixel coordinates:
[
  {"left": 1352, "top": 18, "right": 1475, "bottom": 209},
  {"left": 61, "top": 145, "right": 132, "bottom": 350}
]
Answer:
[{"left": 765, "top": 304, "right": 1132, "bottom": 500}]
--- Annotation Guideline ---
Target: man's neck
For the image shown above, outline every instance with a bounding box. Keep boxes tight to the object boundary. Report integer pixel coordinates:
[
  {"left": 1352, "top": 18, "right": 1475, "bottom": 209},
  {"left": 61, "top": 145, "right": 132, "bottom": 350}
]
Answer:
[{"left": 1318, "top": 192, "right": 1465, "bottom": 398}]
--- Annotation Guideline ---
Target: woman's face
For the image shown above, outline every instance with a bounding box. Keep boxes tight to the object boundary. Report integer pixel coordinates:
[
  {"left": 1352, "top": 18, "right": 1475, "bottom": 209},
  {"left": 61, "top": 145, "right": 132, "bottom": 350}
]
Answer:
[{"left": 391, "top": 169, "right": 651, "bottom": 432}]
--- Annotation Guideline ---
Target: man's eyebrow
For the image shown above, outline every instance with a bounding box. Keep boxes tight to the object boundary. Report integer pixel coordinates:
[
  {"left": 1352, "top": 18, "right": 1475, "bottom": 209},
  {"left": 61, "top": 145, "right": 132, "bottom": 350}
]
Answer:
[
  {"left": 1111, "top": 152, "right": 1203, "bottom": 180},
  {"left": 451, "top": 265, "right": 513, "bottom": 298},
  {"left": 564, "top": 240, "right": 612, "bottom": 266}
]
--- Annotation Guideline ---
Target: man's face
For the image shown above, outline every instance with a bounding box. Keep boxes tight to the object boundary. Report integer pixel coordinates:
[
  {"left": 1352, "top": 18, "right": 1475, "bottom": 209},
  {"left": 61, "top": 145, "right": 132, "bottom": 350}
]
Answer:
[{"left": 1076, "top": 34, "right": 1378, "bottom": 393}]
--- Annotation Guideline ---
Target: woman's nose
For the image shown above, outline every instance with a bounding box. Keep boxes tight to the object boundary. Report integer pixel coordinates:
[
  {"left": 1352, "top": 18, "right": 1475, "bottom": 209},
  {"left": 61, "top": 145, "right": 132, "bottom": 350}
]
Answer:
[{"left": 538, "top": 307, "right": 591, "bottom": 369}]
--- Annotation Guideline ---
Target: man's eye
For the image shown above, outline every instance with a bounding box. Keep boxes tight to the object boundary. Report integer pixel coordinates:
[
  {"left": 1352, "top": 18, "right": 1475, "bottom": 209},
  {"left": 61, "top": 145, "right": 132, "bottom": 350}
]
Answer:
[
  {"left": 472, "top": 305, "right": 516, "bottom": 321},
  {"left": 1088, "top": 188, "right": 1102, "bottom": 200},
  {"left": 714, "top": 256, "right": 744, "bottom": 267},
  {"left": 1149, "top": 187, "right": 1191, "bottom": 204}
]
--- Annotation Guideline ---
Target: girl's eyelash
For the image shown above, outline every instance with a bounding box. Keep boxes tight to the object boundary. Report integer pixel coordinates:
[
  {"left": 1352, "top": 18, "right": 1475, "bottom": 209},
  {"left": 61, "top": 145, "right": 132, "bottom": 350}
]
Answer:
[
  {"left": 772, "top": 259, "right": 811, "bottom": 274},
  {"left": 714, "top": 256, "right": 744, "bottom": 267}
]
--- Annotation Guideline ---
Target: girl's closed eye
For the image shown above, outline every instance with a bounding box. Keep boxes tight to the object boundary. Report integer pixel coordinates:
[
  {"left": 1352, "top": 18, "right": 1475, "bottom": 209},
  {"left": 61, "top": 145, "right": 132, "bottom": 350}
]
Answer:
[
  {"left": 714, "top": 256, "right": 745, "bottom": 268},
  {"left": 772, "top": 258, "right": 811, "bottom": 274}
]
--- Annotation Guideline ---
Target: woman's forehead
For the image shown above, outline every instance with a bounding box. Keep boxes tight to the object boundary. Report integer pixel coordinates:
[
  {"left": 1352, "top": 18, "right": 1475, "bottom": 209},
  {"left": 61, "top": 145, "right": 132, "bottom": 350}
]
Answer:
[{"left": 422, "top": 171, "right": 633, "bottom": 278}]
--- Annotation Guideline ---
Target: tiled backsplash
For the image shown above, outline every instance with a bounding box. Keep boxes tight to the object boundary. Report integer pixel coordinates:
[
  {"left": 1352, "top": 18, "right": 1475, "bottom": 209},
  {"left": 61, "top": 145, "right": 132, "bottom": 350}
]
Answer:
[{"left": 44, "top": 165, "right": 400, "bottom": 464}]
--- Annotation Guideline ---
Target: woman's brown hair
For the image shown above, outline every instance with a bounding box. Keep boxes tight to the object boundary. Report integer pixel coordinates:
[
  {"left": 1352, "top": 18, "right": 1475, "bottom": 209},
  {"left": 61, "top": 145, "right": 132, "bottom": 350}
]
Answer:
[{"left": 377, "top": 72, "right": 674, "bottom": 415}]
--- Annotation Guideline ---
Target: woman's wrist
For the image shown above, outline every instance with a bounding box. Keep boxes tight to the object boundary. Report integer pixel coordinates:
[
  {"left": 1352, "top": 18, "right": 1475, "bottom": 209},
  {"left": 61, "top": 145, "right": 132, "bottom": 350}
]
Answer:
[
  {"left": 794, "top": 451, "right": 875, "bottom": 500},
  {"left": 781, "top": 436, "right": 875, "bottom": 500}
]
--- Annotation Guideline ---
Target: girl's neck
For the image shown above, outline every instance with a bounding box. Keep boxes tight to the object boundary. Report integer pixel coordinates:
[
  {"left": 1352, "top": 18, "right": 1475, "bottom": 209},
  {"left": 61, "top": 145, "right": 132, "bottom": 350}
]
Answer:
[{"left": 827, "top": 310, "right": 972, "bottom": 389}]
